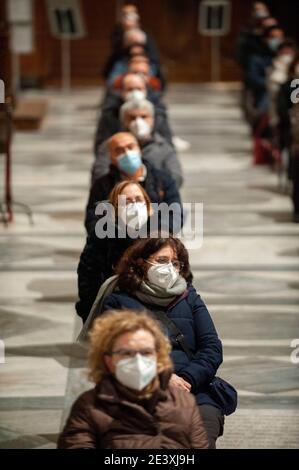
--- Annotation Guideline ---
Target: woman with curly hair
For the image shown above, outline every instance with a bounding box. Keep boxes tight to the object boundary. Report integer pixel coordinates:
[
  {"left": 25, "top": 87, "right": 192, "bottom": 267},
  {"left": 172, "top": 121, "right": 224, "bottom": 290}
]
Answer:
[
  {"left": 58, "top": 309, "right": 208, "bottom": 449},
  {"left": 100, "top": 236, "right": 225, "bottom": 448}
]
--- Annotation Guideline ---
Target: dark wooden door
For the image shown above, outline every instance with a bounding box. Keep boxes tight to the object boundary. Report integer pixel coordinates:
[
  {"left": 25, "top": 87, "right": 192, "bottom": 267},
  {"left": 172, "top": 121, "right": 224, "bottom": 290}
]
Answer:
[{"left": 19, "top": 0, "right": 249, "bottom": 86}]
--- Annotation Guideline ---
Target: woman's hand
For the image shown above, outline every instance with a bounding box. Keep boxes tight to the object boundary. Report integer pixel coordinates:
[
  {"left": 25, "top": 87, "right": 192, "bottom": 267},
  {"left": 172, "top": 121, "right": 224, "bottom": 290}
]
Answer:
[{"left": 169, "top": 373, "right": 191, "bottom": 392}]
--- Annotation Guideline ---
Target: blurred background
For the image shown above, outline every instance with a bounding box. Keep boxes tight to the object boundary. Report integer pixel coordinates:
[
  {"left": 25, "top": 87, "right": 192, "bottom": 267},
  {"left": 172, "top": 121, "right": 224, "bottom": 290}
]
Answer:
[{"left": 1, "top": 0, "right": 299, "bottom": 91}]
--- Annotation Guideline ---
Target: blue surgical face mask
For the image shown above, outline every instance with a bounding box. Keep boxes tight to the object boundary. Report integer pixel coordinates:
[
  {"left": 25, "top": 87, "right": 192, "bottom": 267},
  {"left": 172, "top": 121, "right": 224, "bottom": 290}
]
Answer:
[
  {"left": 117, "top": 150, "right": 142, "bottom": 175},
  {"left": 267, "top": 38, "right": 282, "bottom": 52}
]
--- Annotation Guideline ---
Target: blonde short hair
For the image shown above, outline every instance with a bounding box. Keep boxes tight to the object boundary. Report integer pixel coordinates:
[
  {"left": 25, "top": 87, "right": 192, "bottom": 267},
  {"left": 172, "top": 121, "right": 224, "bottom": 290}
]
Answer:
[{"left": 88, "top": 309, "right": 172, "bottom": 384}]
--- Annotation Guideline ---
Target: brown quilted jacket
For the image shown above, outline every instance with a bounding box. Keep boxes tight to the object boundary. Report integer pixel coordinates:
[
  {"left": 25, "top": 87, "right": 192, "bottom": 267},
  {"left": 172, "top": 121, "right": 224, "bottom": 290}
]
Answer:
[{"left": 58, "top": 372, "right": 209, "bottom": 449}]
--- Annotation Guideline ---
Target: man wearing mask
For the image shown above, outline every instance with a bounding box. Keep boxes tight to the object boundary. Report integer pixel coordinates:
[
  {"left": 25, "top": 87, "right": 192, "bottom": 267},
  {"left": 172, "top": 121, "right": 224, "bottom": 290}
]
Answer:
[
  {"left": 247, "top": 25, "right": 285, "bottom": 114},
  {"left": 103, "top": 5, "right": 161, "bottom": 81},
  {"left": 92, "top": 99, "right": 183, "bottom": 188},
  {"left": 267, "top": 40, "right": 297, "bottom": 127},
  {"left": 95, "top": 73, "right": 173, "bottom": 148},
  {"left": 107, "top": 26, "right": 162, "bottom": 88},
  {"left": 252, "top": 2, "right": 269, "bottom": 20},
  {"left": 235, "top": 3, "right": 278, "bottom": 125},
  {"left": 235, "top": 0, "right": 275, "bottom": 72},
  {"left": 85, "top": 132, "right": 182, "bottom": 233}
]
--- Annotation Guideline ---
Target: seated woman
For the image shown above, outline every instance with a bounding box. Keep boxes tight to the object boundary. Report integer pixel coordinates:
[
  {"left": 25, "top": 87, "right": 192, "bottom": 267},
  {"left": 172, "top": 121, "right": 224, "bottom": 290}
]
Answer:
[
  {"left": 58, "top": 309, "right": 209, "bottom": 449},
  {"left": 76, "top": 181, "right": 153, "bottom": 322},
  {"left": 100, "top": 236, "right": 224, "bottom": 448}
]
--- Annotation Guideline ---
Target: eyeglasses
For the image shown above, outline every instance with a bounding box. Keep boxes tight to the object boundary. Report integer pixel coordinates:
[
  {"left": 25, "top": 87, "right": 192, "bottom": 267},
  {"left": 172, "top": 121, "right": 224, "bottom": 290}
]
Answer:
[
  {"left": 109, "top": 348, "right": 156, "bottom": 359},
  {"left": 125, "top": 198, "right": 145, "bottom": 205},
  {"left": 147, "top": 256, "right": 184, "bottom": 271}
]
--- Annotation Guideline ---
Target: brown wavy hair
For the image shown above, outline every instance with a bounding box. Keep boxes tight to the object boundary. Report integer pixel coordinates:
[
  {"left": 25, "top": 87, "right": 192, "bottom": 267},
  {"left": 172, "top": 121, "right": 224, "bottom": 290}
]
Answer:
[
  {"left": 88, "top": 309, "right": 172, "bottom": 386},
  {"left": 115, "top": 236, "right": 192, "bottom": 293}
]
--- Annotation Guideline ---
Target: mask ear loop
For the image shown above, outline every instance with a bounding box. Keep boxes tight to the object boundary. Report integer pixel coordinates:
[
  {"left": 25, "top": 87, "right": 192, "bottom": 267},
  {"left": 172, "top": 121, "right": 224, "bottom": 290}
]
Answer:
[{"left": 145, "top": 259, "right": 156, "bottom": 267}]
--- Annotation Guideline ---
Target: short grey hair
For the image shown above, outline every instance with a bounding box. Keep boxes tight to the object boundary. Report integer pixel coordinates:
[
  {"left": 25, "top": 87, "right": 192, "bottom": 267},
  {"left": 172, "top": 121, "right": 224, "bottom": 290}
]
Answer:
[{"left": 120, "top": 99, "right": 154, "bottom": 123}]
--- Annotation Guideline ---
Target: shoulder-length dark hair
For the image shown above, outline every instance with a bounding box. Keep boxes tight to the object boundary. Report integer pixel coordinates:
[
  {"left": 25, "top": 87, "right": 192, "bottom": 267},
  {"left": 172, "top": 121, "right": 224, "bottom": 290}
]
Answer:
[{"left": 115, "top": 236, "right": 193, "bottom": 293}]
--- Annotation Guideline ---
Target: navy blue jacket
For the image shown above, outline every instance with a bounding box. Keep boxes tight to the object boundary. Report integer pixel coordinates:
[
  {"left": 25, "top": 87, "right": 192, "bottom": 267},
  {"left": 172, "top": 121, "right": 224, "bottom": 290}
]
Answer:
[
  {"left": 102, "top": 286, "right": 223, "bottom": 409},
  {"left": 246, "top": 52, "right": 272, "bottom": 110}
]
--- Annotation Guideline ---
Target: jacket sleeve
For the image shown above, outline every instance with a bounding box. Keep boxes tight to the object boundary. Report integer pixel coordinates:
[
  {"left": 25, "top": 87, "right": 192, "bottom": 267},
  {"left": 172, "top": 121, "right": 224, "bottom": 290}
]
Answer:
[
  {"left": 75, "top": 236, "right": 105, "bottom": 322},
  {"left": 101, "top": 293, "right": 122, "bottom": 313},
  {"left": 163, "top": 144, "right": 183, "bottom": 189},
  {"left": 154, "top": 104, "right": 173, "bottom": 146},
  {"left": 94, "top": 109, "right": 118, "bottom": 150},
  {"left": 159, "top": 170, "right": 184, "bottom": 234},
  {"left": 189, "top": 400, "right": 209, "bottom": 449},
  {"left": 92, "top": 141, "right": 111, "bottom": 185},
  {"left": 179, "top": 289, "right": 223, "bottom": 392},
  {"left": 85, "top": 179, "right": 106, "bottom": 233},
  {"left": 57, "top": 394, "right": 97, "bottom": 449}
]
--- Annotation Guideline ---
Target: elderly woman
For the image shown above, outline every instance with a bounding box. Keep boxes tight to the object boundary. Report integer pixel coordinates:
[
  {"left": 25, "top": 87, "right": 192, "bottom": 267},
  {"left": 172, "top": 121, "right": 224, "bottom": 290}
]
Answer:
[
  {"left": 100, "top": 236, "right": 225, "bottom": 448},
  {"left": 58, "top": 309, "right": 208, "bottom": 449},
  {"left": 76, "top": 181, "right": 153, "bottom": 322}
]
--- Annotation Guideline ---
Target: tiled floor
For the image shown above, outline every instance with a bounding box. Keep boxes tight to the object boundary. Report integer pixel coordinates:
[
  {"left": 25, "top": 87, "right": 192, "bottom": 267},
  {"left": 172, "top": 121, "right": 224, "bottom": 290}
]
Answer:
[{"left": 0, "top": 84, "right": 298, "bottom": 448}]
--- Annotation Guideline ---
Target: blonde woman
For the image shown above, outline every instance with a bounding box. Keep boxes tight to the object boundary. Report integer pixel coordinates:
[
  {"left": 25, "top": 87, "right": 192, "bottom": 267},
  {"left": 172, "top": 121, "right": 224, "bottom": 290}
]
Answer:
[{"left": 58, "top": 309, "right": 208, "bottom": 449}]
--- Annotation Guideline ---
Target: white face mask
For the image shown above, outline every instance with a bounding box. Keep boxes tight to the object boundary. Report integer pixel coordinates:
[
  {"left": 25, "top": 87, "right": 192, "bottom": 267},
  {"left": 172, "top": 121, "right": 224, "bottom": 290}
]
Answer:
[
  {"left": 147, "top": 262, "right": 179, "bottom": 289},
  {"left": 280, "top": 55, "right": 293, "bottom": 66},
  {"left": 123, "top": 12, "right": 139, "bottom": 22},
  {"left": 115, "top": 354, "right": 157, "bottom": 391},
  {"left": 129, "top": 117, "right": 152, "bottom": 140},
  {"left": 255, "top": 10, "right": 268, "bottom": 19},
  {"left": 125, "top": 90, "right": 146, "bottom": 101},
  {"left": 119, "top": 202, "right": 148, "bottom": 229}
]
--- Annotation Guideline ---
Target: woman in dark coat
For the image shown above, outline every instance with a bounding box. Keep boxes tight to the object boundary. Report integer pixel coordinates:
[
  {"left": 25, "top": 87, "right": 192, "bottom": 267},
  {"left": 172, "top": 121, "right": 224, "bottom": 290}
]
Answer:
[
  {"left": 58, "top": 309, "right": 208, "bottom": 449},
  {"left": 76, "top": 181, "right": 153, "bottom": 322},
  {"left": 100, "top": 236, "right": 224, "bottom": 448}
]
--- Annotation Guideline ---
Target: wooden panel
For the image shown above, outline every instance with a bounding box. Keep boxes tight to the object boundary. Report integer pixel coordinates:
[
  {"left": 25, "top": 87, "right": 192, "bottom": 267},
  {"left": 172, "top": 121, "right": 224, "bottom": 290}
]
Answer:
[
  {"left": 137, "top": 0, "right": 249, "bottom": 82},
  {"left": 21, "top": 0, "right": 118, "bottom": 86},
  {"left": 17, "top": 0, "right": 298, "bottom": 86}
]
